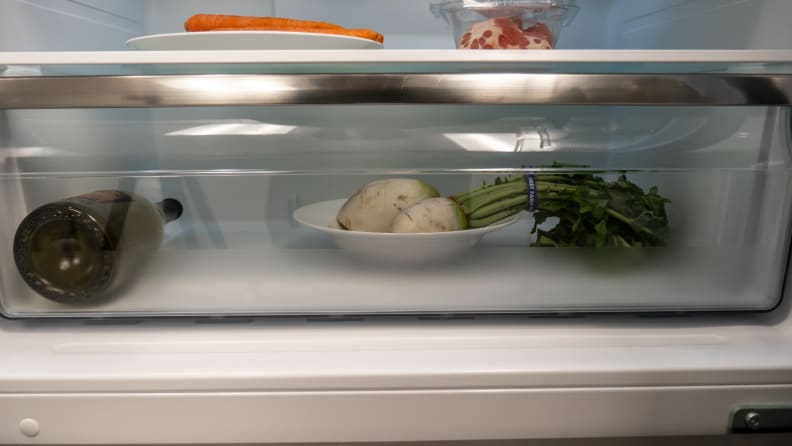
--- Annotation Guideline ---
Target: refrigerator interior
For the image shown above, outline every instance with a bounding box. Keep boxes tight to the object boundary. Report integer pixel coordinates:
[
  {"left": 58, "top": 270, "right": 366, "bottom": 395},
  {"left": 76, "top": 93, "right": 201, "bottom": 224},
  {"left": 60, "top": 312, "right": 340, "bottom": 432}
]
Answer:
[
  {"left": 3, "top": 0, "right": 792, "bottom": 317},
  {"left": 5, "top": 0, "right": 792, "bottom": 51},
  {"left": 2, "top": 0, "right": 792, "bottom": 443}
]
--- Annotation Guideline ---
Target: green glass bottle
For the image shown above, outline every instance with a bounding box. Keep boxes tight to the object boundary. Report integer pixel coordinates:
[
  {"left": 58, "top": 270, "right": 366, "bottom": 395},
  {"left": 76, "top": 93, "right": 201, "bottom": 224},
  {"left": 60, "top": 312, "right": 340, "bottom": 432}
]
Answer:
[{"left": 13, "top": 190, "right": 182, "bottom": 304}]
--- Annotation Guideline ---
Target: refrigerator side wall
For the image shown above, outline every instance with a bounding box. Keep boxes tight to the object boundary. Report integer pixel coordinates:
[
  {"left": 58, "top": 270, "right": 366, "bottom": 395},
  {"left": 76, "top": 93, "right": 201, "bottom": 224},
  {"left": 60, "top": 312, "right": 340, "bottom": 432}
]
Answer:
[
  {"left": 0, "top": 0, "right": 144, "bottom": 51},
  {"left": 609, "top": 0, "right": 792, "bottom": 49}
]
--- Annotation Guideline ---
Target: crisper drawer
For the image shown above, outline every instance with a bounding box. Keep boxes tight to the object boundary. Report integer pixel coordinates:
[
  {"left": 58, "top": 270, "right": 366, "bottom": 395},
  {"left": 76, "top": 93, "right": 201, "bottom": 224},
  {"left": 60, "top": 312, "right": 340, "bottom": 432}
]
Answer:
[{"left": 1, "top": 102, "right": 791, "bottom": 318}]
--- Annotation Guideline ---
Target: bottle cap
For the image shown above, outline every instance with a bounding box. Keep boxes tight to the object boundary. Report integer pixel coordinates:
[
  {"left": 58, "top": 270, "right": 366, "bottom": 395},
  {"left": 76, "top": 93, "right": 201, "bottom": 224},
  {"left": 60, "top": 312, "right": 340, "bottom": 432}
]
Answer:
[{"left": 160, "top": 198, "right": 183, "bottom": 222}]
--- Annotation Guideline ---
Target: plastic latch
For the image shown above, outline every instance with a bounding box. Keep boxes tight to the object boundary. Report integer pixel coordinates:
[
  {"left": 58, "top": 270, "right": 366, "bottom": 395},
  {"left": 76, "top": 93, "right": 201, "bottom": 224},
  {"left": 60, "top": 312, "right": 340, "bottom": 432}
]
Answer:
[{"left": 732, "top": 408, "right": 792, "bottom": 433}]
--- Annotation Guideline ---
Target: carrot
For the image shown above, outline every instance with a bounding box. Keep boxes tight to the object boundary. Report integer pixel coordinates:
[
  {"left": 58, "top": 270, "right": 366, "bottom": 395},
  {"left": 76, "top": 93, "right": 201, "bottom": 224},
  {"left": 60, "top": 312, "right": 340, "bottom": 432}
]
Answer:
[
  {"left": 184, "top": 14, "right": 344, "bottom": 32},
  {"left": 209, "top": 26, "right": 384, "bottom": 43}
]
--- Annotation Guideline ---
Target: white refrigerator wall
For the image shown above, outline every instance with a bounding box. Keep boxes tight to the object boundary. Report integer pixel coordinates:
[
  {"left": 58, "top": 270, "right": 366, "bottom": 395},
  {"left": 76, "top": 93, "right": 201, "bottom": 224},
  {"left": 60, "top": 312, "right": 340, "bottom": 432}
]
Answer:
[
  {"left": 608, "top": 0, "right": 792, "bottom": 49},
  {"left": 0, "top": 0, "right": 144, "bottom": 51}
]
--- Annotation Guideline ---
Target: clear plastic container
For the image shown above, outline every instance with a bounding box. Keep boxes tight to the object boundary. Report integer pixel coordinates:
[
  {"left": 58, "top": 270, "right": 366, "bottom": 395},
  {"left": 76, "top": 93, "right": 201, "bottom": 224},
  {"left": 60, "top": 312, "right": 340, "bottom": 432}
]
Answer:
[
  {"left": 431, "top": 0, "right": 578, "bottom": 49},
  {"left": 2, "top": 104, "right": 792, "bottom": 318}
]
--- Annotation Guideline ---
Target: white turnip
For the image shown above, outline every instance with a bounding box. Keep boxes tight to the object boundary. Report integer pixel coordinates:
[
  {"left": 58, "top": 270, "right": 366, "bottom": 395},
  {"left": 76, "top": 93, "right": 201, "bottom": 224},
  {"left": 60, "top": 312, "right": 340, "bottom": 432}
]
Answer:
[
  {"left": 391, "top": 198, "right": 468, "bottom": 233},
  {"left": 336, "top": 179, "right": 439, "bottom": 232}
]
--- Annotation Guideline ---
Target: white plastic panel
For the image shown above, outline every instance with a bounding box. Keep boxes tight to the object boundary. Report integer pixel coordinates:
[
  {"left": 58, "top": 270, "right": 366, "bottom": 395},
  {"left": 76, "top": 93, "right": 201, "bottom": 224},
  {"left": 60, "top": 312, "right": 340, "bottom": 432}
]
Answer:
[
  {"left": 0, "top": 289, "right": 790, "bottom": 441},
  {"left": 1, "top": 386, "right": 792, "bottom": 443}
]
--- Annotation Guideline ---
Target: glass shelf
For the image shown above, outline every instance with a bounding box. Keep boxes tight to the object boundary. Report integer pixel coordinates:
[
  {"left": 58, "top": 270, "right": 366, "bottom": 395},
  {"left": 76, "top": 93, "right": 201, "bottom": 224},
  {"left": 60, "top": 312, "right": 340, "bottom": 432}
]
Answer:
[
  {"left": 3, "top": 50, "right": 792, "bottom": 75},
  {"left": 2, "top": 50, "right": 792, "bottom": 108}
]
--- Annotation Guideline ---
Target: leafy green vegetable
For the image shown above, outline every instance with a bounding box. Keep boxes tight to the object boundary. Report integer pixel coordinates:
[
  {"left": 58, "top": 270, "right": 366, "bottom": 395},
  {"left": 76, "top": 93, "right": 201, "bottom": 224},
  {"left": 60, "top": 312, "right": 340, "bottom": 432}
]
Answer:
[{"left": 452, "top": 163, "right": 671, "bottom": 248}]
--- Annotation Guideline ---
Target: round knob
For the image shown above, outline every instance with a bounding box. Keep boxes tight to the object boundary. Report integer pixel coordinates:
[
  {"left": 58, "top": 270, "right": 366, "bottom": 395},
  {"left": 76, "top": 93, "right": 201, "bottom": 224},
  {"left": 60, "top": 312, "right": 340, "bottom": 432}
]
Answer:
[{"left": 19, "top": 418, "right": 40, "bottom": 437}]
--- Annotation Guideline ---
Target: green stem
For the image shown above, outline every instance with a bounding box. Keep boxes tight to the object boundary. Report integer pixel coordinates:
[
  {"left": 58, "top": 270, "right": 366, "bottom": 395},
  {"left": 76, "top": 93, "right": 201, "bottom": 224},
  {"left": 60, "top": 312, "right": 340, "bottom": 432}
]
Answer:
[
  {"left": 453, "top": 177, "right": 581, "bottom": 228},
  {"left": 452, "top": 175, "right": 665, "bottom": 240},
  {"left": 455, "top": 179, "right": 527, "bottom": 214},
  {"left": 451, "top": 178, "right": 529, "bottom": 228},
  {"left": 469, "top": 205, "right": 524, "bottom": 228},
  {"left": 535, "top": 182, "right": 580, "bottom": 195},
  {"left": 605, "top": 208, "right": 654, "bottom": 236},
  {"left": 469, "top": 195, "right": 528, "bottom": 220}
]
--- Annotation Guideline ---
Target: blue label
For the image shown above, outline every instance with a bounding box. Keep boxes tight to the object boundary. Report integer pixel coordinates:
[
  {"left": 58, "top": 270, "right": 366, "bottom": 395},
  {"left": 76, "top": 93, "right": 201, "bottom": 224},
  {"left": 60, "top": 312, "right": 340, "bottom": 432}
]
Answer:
[{"left": 525, "top": 174, "right": 537, "bottom": 212}]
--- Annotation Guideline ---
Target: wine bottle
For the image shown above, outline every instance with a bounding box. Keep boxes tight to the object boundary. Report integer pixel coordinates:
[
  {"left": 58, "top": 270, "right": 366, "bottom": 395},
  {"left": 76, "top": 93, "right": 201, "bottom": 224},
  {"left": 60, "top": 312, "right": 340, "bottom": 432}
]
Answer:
[{"left": 12, "top": 190, "right": 182, "bottom": 304}]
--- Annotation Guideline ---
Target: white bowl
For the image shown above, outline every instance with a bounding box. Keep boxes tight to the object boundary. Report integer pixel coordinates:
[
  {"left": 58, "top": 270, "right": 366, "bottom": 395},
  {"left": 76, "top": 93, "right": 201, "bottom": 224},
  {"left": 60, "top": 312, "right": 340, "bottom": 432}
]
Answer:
[{"left": 294, "top": 199, "right": 521, "bottom": 263}]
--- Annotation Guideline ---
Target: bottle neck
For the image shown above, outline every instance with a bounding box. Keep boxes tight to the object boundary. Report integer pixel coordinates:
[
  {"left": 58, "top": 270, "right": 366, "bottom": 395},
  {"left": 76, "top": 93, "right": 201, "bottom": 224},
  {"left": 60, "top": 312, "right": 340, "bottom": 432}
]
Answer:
[{"left": 156, "top": 198, "right": 183, "bottom": 223}]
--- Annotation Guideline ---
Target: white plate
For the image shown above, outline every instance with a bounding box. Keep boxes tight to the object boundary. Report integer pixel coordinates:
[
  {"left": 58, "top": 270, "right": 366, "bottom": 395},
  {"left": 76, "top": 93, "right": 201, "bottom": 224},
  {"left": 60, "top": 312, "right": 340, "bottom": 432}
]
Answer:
[
  {"left": 294, "top": 199, "right": 521, "bottom": 263},
  {"left": 126, "top": 31, "right": 383, "bottom": 51}
]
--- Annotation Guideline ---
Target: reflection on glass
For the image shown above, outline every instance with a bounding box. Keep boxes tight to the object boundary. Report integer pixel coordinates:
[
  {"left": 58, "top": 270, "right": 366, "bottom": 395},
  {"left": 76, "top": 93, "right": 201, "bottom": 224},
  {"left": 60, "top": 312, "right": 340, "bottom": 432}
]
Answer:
[
  {"left": 161, "top": 77, "right": 297, "bottom": 101},
  {"left": 443, "top": 132, "right": 517, "bottom": 152},
  {"left": 165, "top": 120, "right": 296, "bottom": 136},
  {"left": 443, "top": 128, "right": 552, "bottom": 152},
  {"left": 0, "top": 146, "right": 63, "bottom": 164}
]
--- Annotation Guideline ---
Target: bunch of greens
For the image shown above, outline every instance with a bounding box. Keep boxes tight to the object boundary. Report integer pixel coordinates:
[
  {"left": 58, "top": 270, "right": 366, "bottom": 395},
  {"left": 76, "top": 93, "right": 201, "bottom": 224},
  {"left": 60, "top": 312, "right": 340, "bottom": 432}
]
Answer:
[{"left": 452, "top": 163, "right": 671, "bottom": 248}]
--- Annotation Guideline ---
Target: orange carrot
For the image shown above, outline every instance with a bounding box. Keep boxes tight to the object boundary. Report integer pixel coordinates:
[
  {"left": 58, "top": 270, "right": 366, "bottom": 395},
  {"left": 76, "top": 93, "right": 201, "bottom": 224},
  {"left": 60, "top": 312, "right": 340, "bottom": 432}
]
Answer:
[
  {"left": 184, "top": 14, "right": 345, "bottom": 32},
  {"left": 209, "top": 26, "right": 384, "bottom": 43}
]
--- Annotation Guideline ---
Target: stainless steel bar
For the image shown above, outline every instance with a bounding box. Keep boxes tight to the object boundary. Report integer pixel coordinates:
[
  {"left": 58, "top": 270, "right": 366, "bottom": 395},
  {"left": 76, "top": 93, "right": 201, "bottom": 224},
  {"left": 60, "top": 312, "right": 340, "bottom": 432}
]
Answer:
[{"left": 1, "top": 73, "right": 792, "bottom": 108}]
